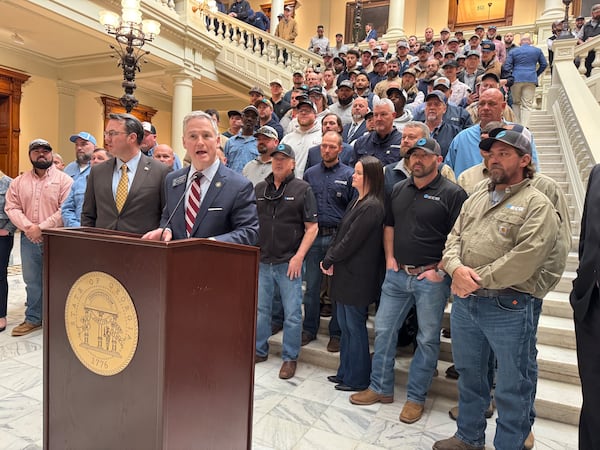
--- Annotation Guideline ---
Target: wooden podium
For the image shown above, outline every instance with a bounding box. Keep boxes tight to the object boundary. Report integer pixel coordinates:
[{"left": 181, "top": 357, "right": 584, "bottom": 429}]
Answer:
[{"left": 43, "top": 228, "right": 259, "bottom": 449}]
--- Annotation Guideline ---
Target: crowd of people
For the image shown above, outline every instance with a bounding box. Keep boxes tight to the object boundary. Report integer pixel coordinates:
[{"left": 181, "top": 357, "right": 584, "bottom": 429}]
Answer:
[{"left": 2, "top": 8, "right": 600, "bottom": 450}]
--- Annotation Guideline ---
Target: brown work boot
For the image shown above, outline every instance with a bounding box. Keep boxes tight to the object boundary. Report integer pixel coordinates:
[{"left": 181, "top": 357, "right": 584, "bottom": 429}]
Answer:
[
  {"left": 399, "top": 400, "right": 424, "bottom": 424},
  {"left": 448, "top": 401, "right": 494, "bottom": 421},
  {"left": 326, "top": 336, "right": 340, "bottom": 352},
  {"left": 433, "top": 436, "right": 483, "bottom": 450},
  {"left": 349, "top": 388, "right": 393, "bottom": 405},
  {"left": 278, "top": 361, "right": 297, "bottom": 379},
  {"left": 523, "top": 431, "right": 534, "bottom": 449},
  {"left": 11, "top": 322, "right": 42, "bottom": 337}
]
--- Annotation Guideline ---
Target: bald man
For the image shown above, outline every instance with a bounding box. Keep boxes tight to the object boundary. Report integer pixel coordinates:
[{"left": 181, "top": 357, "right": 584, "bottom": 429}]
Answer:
[{"left": 153, "top": 144, "right": 175, "bottom": 170}]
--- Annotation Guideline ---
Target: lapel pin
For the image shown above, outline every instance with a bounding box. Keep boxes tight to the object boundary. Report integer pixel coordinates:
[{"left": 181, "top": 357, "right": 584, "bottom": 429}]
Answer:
[{"left": 215, "top": 181, "right": 222, "bottom": 188}]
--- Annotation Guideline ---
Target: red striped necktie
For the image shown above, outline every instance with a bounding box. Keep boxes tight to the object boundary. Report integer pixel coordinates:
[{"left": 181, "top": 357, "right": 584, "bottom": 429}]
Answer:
[{"left": 185, "top": 172, "right": 203, "bottom": 237}]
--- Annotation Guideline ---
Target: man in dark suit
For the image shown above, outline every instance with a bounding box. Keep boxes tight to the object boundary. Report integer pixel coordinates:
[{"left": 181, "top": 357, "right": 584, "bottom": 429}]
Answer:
[
  {"left": 341, "top": 97, "right": 369, "bottom": 145},
  {"left": 142, "top": 111, "right": 258, "bottom": 246},
  {"left": 571, "top": 164, "right": 600, "bottom": 450},
  {"left": 82, "top": 113, "right": 169, "bottom": 234}
]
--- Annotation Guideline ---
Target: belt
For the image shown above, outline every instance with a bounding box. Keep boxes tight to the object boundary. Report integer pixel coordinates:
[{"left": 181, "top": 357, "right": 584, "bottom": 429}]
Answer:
[
  {"left": 319, "top": 226, "right": 337, "bottom": 236},
  {"left": 399, "top": 263, "right": 437, "bottom": 275},
  {"left": 470, "top": 288, "right": 522, "bottom": 298}
]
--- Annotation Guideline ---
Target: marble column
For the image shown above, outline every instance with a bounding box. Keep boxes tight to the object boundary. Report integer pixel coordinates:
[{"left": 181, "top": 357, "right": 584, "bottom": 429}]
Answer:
[
  {"left": 171, "top": 74, "right": 194, "bottom": 159},
  {"left": 541, "top": 0, "right": 566, "bottom": 18},
  {"left": 56, "top": 80, "right": 79, "bottom": 159},
  {"left": 270, "top": 0, "right": 284, "bottom": 34},
  {"left": 383, "top": 0, "right": 406, "bottom": 43}
]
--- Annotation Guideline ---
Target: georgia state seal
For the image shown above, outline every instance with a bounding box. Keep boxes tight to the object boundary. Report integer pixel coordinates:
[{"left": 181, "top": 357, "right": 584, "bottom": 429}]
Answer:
[{"left": 64, "top": 271, "right": 139, "bottom": 376}]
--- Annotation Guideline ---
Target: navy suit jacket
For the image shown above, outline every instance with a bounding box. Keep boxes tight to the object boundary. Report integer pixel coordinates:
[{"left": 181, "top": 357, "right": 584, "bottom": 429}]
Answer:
[
  {"left": 160, "top": 163, "right": 259, "bottom": 246},
  {"left": 342, "top": 121, "right": 367, "bottom": 144}
]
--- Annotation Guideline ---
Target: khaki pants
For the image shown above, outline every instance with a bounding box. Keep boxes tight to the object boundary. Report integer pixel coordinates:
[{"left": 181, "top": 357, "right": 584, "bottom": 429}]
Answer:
[{"left": 511, "top": 82, "right": 536, "bottom": 128}]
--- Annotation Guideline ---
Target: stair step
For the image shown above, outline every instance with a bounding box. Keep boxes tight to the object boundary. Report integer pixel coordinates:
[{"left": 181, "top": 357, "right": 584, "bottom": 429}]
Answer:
[
  {"left": 538, "top": 154, "right": 564, "bottom": 163},
  {"left": 537, "top": 314, "right": 575, "bottom": 349},
  {"left": 268, "top": 333, "right": 582, "bottom": 425},
  {"left": 543, "top": 290, "right": 574, "bottom": 319}
]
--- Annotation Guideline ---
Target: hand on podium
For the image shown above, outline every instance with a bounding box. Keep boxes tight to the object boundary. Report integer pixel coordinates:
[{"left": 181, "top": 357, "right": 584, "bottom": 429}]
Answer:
[{"left": 142, "top": 227, "right": 173, "bottom": 241}]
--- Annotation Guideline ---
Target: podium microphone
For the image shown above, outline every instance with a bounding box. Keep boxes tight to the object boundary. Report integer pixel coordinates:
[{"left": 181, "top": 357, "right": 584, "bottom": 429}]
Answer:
[{"left": 160, "top": 171, "right": 200, "bottom": 241}]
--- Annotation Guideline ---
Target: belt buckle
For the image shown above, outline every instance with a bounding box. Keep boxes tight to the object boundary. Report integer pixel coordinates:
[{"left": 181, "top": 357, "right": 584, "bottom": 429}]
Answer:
[{"left": 403, "top": 264, "right": 416, "bottom": 275}]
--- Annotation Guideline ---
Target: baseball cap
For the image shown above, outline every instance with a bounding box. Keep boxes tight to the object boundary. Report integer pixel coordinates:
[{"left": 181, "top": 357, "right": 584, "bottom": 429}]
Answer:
[
  {"left": 480, "top": 128, "right": 532, "bottom": 155},
  {"left": 270, "top": 78, "right": 283, "bottom": 86},
  {"left": 403, "top": 67, "right": 418, "bottom": 77},
  {"left": 466, "top": 50, "right": 481, "bottom": 58},
  {"left": 397, "top": 40, "right": 409, "bottom": 48},
  {"left": 284, "top": 5, "right": 292, "bottom": 11},
  {"left": 481, "top": 72, "right": 500, "bottom": 83},
  {"left": 227, "top": 109, "right": 242, "bottom": 118},
  {"left": 469, "top": 34, "right": 480, "bottom": 40},
  {"left": 488, "top": 25, "right": 497, "bottom": 30},
  {"left": 297, "top": 99, "right": 317, "bottom": 112},
  {"left": 254, "top": 126, "right": 278, "bottom": 140},
  {"left": 481, "top": 40, "right": 496, "bottom": 52},
  {"left": 441, "top": 27, "right": 451, "bottom": 33},
  {"left": 577, "top": 15, "right": 585, "bottom": 20},
  {"left": 29, "top": 138, "right": 52, "bottom": 152},
  {"left": 374, "top": 57, "right": 387, "bottom": 65},
  {"left": 277, "top": 13, "right": 284, "bottom": 18},
  {"left": 408, "top": 56, "right": 419, "bottom": 65},
  {"left": 308, "top": 86, "right": 326, "bottom": 98},
  {"left": 442, "top": 60, "right": 458, "bottom": 68},
  {"left": 272, "top": 143, "right": 295, "bottom": 159},
  {"left": 362, "top": 49, "right": 373, "bottom": 55},
  {"left": 242, "top": 105, "right": 259, "bottom": 115},
  {"left": 434, "top": 77, "right": 452, "bottom": 89},
  {"left": 249, "top": 86, "right": 264, "bottom": 95},
  {"left": 448, "top": 37, "right": 459, "bottom": 44},
  {"left": 337, "top": 80, "right": 354, "bottom": 90},
  {"left": 141, "top": 122, "right": 156, "bottom": 135},
  {"left": 386, "top": 85, "right": 408, "bottom": 100},
  {"left": 425, "top": 90, "right": 447, "bottom": 103},
  {"left": 417, "top": 47, "right": 429, "bottom": 54},
  {"left": 69, "top": 131, "right": 97, "bottom": 145},
  {"left": 406, "top": 137, "right": 441, "bottom": 156},
  {"left": 333, "top": 55, "right": 345, "bottom": 63},
  {"left": 257, "top": 98, "right": 274, "bottom": 109},
  {"left": 456, "top": 54, "right": 466, "bottom": 60},
  {"left": 293, "top": 70, "right": 303, "bottom": 76},
  {"left": 475, "top": 25, "right": 485, "bottom": 31}
]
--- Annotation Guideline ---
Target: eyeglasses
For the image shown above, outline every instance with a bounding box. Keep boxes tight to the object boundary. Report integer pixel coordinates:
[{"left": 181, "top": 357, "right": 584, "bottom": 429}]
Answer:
[
  {"left": 103, "top": 131, "right": 128, "bottom": 138},
  {"left": 263, "top": 183, "right": 287, "bottom": 201}
]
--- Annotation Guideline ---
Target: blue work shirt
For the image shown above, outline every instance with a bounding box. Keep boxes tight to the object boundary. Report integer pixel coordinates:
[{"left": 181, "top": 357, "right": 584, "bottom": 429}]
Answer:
[
  {"left": 224, "top": 133, "right": 259, "bottom": 173},
  {"left": 303, "top": 161, "right": 355, "bottom": 228}
]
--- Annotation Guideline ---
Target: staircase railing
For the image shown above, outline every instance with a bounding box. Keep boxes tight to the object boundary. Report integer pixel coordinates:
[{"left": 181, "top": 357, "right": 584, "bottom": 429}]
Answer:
[
  {"left": 547, "top": 37, "right": 600, "bottom": 219},
  {"left": 194, "top": 7, "right": 324, "bottom": 78}
]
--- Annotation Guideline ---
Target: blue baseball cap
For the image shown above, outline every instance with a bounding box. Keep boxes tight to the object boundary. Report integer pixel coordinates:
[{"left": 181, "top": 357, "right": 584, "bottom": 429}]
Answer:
[{"left": 69, "top": 132, "right": 97, "bottom": 146}]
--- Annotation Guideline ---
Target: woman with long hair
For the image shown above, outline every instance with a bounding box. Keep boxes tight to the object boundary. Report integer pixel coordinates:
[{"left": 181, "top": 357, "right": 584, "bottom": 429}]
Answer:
[{"left": 321, "top": 155, "right": 385, "bottom": 391}]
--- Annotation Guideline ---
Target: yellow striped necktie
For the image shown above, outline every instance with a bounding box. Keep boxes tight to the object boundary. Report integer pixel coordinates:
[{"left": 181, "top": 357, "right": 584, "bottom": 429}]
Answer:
[{"left": 116, "top": 163, "right": 128, "bottom": 212}]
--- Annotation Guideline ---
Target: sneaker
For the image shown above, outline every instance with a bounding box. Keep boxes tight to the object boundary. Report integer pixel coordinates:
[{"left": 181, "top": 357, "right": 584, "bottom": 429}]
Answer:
[
  {"left": 349, "top": 388, "right": 393, "bottom": 405},
  {"left": 11, "top": 322, "right": 42, "bottom": 337},
  {"left": 326, "top": 336, "right": 340, "bottom": 352},
  {"left": 433, "top": 436, "right": 484, "bottom": 450},
  {"left": 399, "top": 400, "right": 424, "bottom": 424}
]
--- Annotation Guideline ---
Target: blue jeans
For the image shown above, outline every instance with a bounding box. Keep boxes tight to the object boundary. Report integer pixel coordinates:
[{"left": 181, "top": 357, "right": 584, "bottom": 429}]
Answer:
[
  {"left": 336, "top": 303, "right": 370, "bottom": 389},
  {"left": 451, "top": 293, "right": 534, "bottom": 450},
  {"left": 303, "top": 234, "right": 340, "bottom": 338},
  {"left": 369, "top": 269, "right": 450, "bottom": 401},
  {"left": 21, "top": 234, "right": 43, "bottom": 325},
  {"left": 256, "top": 262, "right": 302, "bottom": 361}
]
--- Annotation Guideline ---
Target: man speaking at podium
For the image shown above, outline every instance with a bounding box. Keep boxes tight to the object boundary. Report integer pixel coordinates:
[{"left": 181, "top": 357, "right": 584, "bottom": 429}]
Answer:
[{"left": 143, "top": 111, "right": 259, "bottom": 245}]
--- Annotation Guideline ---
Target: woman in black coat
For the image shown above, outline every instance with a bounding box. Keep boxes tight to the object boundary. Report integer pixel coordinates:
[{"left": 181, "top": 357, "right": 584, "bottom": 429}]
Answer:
[{"left": 321, "top": 156, "right": 385, "bottom": 391}]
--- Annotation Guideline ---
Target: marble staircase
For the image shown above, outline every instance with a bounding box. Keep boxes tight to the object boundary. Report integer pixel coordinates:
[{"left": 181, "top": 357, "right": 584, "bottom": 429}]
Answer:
[{"left": 267, "top": 109, "right": 583, "bottom": 427}]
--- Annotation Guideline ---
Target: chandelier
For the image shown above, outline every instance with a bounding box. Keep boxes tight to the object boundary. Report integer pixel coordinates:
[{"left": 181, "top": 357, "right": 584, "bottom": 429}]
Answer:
[{"left": 99, "top": 0, "right": 161, "bottom": 112}]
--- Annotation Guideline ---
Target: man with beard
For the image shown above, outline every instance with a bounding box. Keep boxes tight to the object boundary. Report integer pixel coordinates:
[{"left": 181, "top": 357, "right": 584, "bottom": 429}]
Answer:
[
  {"left": 328, "top": 80, "right": 355, "bottom": 126},
  {"left": 306, "top": 113, "right": 354, "bottom": 169},
  {"left": 423, "top": 91, "right": 462, "bottom": 158},
  {"left": 5, "top": 139, "right": 72, "bottom": 336},
  {"left": 350, "top": 98, "right": 401, "bottom": 166},
  {"left": 350, "top": 137, "right": 466, "bottom": 426},
  {"left": 503, "top": 32, "right": 518, "bottom": 55},
  {"left": 342, "top": 97, "right": 369, "bottom": 144},
  {"left": 354, "top": 72, "right": 380, "bottom": 110},
  {"left": 257, "top": 98, "right": 284, "bottom": 140},
  {"left": 269, "top": 79, "right": 290, "bottom": 120},
  {"left": 386, "top": 83, "right": 413, "bottom": 132},
  {"left": 323, "top": 68, "right": 338, "bottom": 103},
  {"left": 374, "top": 58, "right": 402, "bottom": 99},
  {"left": 65, "top": 131, "right": 96, "bottom": 182},
  {"left": 331, "top": 33, "right": 349, "bottom": 58},
  {"left": 369, "top": 58, "right": 388, "bottom": 90},
  {"left": 224, "top": 105, "right": 260, "bottom": 173},
  {"left": 243, "top": 126, "right": 279, "bottom": 186},
  {"left": 435, "top": 128, "right": 559, "bottom": 450}
]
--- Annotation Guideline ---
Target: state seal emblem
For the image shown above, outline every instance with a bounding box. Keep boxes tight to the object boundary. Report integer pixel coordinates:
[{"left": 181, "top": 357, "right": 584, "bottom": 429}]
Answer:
[{"left": 64, "top": 271, "right": 139, "bottom": 376}]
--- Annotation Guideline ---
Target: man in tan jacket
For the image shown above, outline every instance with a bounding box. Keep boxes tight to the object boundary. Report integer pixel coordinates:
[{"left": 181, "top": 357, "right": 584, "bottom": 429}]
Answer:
[{"left": 275, "top": 6, "right": 297, "bottom": 43}]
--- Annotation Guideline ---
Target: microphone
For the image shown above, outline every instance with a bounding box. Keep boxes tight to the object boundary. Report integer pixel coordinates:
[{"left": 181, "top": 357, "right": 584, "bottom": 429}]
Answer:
[{"left": 160, "top": 171, "right": 200, "bottom": 241}]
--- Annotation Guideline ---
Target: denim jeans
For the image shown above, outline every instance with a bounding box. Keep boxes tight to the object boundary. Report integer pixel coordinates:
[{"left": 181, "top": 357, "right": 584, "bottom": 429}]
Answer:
[
  {"left": 303, "top": 234, "right": 340, "bottom": 338},
  {"left": 451, "top": 293, "right": 534, "bottom": 450},
  {"left": 0, "top": 234, "right": 14, "bottom": 317},
  {"left": 21, "top": 234, "right": 43, "bottom": 325},
  {"left": 336, "top": 303, "right": 370, "bottom": 389},
  {"left": 256, "top": 262, "right": 302, "bottom": 361},
  {"left": 369, "top": 269, "right": 450, "bottom": 401}
]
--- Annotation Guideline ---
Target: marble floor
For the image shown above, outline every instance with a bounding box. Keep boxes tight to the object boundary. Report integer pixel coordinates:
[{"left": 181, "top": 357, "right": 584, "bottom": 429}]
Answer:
[{"left": 0, "top": 240, "right": 579, "bottom": 449}]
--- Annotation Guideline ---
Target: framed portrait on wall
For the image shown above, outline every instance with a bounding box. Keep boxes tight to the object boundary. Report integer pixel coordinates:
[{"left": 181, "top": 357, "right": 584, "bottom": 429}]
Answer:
[{"left": 345, "top": 0, "right": 389, "bottom": 44}]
